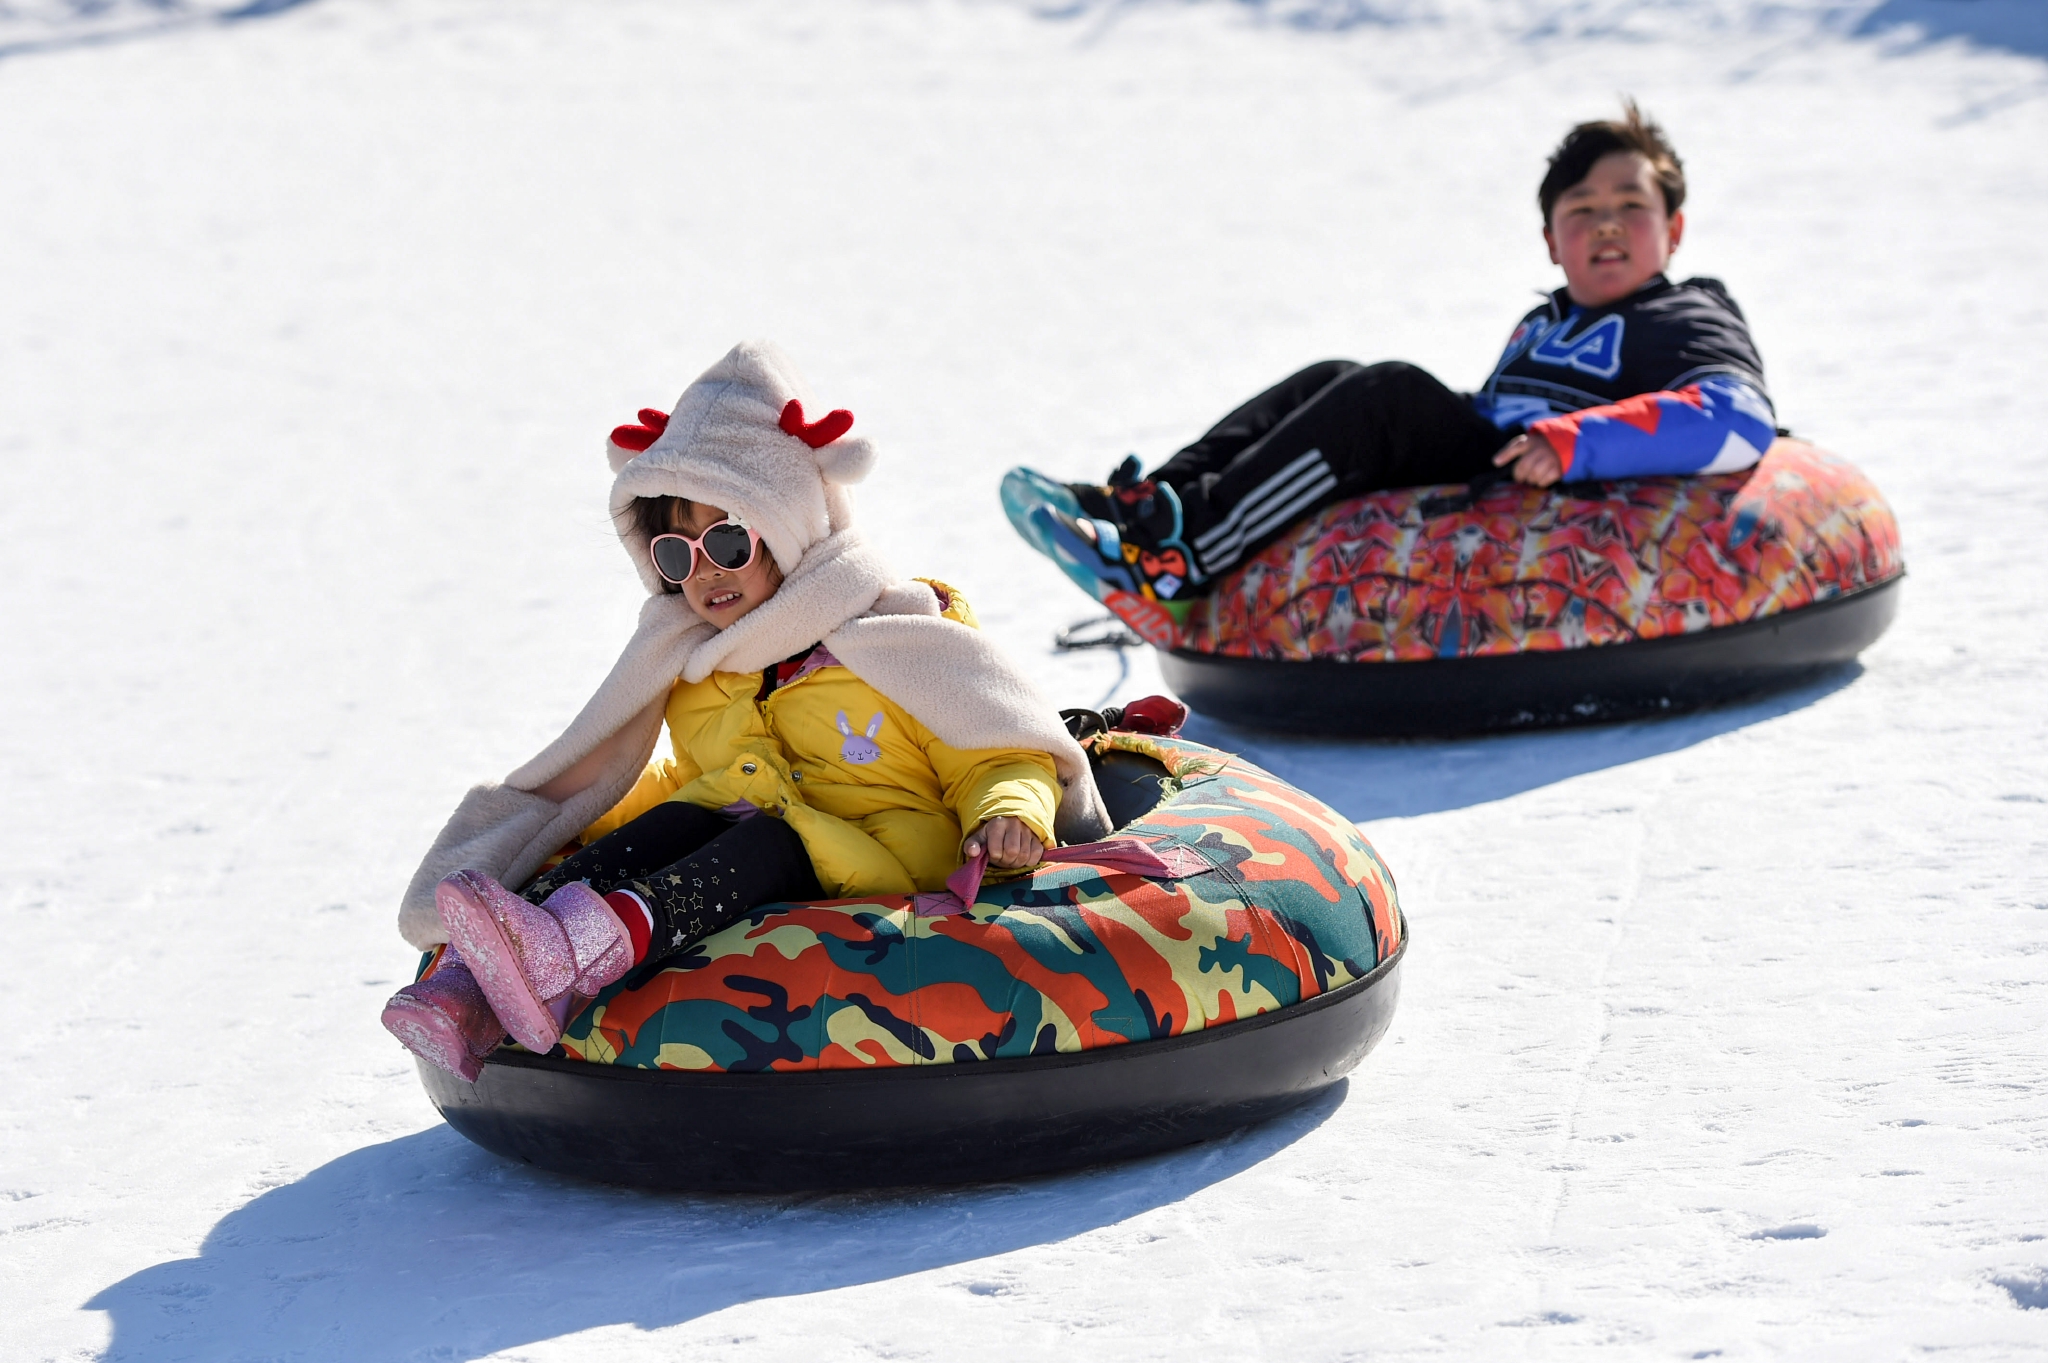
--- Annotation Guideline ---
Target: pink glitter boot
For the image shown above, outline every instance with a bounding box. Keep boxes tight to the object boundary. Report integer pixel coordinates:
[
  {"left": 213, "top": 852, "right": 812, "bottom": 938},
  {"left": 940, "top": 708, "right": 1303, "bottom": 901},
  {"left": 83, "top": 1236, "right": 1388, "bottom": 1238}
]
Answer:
[
  {"left": 380, "top": 946, "right": 504, "bottom": 1083},
  {"left": 435, "top": 871, "right": 633, "bottom": 1054}
]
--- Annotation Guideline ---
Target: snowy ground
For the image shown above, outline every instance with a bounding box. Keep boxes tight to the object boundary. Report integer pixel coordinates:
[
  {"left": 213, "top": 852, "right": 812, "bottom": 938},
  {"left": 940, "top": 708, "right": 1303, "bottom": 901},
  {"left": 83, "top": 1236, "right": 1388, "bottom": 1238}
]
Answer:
[{"left": 3, "top": 1, "right": 2046, "bottom": 1358}]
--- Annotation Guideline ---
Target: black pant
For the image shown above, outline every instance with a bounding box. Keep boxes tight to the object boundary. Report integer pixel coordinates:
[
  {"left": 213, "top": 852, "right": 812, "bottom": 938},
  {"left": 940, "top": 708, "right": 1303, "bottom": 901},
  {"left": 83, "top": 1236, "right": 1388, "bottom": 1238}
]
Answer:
[
  {"left": 1153, "top": 360, "right": 1510, "bottom": 578},
  {"left": 523, "top": 803, "right": 823, "bottom": 965}
]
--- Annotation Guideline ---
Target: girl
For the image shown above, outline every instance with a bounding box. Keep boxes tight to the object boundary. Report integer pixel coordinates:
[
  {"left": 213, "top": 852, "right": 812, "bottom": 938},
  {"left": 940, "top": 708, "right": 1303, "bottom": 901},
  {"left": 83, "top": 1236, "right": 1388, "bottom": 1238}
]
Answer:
[{"left": 382, "top": 342, "right": 1109, "bottom": 1080}]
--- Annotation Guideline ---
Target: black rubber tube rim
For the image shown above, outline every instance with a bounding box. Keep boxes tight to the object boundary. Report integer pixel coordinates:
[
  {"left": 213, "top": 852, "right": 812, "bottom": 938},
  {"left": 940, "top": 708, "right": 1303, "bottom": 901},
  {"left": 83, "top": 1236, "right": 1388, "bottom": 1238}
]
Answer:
[
  {"left": 1159, "top": 573, "right": 1901, "bottom": 737},
  {"left": 421, "top": 919, "right": 1408, "bottom": 1191}
]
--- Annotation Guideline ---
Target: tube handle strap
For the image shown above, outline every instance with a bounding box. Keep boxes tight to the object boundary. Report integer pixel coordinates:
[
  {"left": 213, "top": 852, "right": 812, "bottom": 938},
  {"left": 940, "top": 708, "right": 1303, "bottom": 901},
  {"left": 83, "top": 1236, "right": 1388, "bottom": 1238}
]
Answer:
[{"left": 912, "top": 838, "right": 1210, "bottom": 918}]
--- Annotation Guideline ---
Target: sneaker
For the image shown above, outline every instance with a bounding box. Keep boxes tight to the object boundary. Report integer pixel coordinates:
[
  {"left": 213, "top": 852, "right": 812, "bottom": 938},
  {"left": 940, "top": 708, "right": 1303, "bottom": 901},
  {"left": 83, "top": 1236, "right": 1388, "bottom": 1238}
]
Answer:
[
  {"left": 1034, "top": 499, "right": 1198, "bottom": 602},
  {"left": 1066, "top": 452, "right": 1145, "bottom": 519},
  {"left": 1077, "top": 460, "right": 1204, "bottom": 600},
  {"left": 380, "top": 946, "right": 504, "bottom": 1083},
  {"left": 436, "top": 872, "right": 633, "bottom": 1055},
  {"left": 1005, "top": 456, "right": 1207, "bottom": 601},
  {"left": 1033, "top": 504, "right": 1140, "bottom": 596}
]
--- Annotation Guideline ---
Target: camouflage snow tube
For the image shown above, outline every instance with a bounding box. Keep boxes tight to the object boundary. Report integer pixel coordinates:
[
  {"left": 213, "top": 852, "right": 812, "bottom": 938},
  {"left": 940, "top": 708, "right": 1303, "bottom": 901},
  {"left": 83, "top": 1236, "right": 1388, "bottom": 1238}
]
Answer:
[
  {"left": 1109, "top": 440, "right": 1904, "bottom": 735},
  {"left": 418, "top": 733, "right": 1406, "bottom": 1191}
]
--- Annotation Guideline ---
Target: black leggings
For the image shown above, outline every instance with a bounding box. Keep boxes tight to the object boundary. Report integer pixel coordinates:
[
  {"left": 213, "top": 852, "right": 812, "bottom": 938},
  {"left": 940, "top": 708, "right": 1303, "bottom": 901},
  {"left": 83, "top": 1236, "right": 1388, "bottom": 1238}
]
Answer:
[
  {"left": 523, "top": 803, "right": 823, "bottom": 965},
  {"left": 1152, "top": 360, "right": 1511, "bottom": 577}
]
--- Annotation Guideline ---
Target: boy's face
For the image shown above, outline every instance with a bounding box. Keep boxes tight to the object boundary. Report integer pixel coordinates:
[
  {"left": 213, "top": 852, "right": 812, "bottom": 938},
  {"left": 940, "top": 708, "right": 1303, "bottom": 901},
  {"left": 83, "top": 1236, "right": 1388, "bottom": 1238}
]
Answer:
[{"left": 1544, "top": 150, "right": 1685, "bottom": 308}]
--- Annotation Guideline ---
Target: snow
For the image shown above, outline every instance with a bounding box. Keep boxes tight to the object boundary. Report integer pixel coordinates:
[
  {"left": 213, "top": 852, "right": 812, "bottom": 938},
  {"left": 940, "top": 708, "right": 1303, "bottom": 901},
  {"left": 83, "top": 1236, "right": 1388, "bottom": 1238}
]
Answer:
[{"left": 2, "top": 0, "right": 2045, "bottom": 1357}]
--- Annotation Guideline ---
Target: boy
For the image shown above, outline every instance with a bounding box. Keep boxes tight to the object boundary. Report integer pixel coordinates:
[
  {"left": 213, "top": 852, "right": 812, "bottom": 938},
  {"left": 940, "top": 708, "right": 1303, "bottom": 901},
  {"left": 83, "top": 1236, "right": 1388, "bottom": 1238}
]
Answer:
[{"left": 1030, "top": 101, "right": 1779, "bottom": 604}]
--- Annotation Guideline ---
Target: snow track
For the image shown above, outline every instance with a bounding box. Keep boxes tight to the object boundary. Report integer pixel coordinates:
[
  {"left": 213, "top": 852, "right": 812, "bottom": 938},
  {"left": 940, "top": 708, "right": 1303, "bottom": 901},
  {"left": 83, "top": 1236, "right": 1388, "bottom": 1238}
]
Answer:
[{"left": 2, "top": 1, "right": 2044, "bottom": 1357}]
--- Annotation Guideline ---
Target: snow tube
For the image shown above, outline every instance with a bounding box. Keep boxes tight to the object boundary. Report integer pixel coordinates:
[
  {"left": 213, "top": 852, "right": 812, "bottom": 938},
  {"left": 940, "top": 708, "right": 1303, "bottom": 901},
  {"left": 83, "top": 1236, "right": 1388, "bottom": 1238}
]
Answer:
[
  {"left": 417, "top": 733, "right": 1405, "bottom": 1191},
  {"left": 1015, "top": 439, "right": 1901, "bottom": 736}
]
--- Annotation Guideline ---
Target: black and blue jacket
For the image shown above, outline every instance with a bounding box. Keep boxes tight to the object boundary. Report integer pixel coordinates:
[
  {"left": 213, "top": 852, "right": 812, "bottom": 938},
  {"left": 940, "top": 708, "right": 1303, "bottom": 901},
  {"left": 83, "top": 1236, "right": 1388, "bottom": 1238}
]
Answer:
[{"left": 1471, "top": 274, "right": 1778, "bottom": 480}]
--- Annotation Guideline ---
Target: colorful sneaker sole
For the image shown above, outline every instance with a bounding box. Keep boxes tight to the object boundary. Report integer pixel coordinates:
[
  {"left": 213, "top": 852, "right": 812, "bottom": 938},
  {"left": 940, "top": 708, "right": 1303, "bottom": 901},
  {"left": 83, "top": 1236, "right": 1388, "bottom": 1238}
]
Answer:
[
  {"left": 1032, "top": 506, "right": 1135, "bottom": 603},
  {"left": 1000, "top": 466, "right": 1086, "bottom": 559}
]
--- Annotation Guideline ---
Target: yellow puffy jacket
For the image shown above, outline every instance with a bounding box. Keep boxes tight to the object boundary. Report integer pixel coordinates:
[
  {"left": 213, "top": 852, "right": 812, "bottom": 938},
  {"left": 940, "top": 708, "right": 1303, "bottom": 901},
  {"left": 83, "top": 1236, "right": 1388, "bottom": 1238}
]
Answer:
[{"left": 577, "top": 582, "right": 1059, "bottom": 898}]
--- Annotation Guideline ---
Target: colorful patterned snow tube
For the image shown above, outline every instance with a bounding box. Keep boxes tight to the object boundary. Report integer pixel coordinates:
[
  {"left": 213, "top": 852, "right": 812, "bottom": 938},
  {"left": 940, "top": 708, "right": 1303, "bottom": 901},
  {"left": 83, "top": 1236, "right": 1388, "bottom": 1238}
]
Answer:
[
  {"left": 1023, "top": 440, "right": 1902, "bottom": 735},
  {"left": 418, "top": 733, "right": 1407, "bottom": 1191}
]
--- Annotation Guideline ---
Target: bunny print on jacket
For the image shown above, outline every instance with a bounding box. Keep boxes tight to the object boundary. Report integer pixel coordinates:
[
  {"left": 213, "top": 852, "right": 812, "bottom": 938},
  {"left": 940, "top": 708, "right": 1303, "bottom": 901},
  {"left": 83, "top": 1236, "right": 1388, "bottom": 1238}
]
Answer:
[{"left": 837, "top": 711, "right": 884, "bottom": 764}]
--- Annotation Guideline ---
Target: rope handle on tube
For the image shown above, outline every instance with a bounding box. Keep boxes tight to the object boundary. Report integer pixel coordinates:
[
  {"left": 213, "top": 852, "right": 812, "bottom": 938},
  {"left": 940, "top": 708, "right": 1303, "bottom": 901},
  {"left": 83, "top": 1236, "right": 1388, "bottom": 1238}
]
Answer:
[{"left": 911, "top": 838, "right": 1212, "bottom": 918}]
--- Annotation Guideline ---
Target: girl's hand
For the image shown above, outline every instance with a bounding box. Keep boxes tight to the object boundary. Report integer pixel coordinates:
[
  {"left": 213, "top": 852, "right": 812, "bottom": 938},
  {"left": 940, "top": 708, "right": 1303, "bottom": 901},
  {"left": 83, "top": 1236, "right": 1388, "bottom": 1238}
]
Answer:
[
  {"left": 965, "top": 817, "right": 1045, "bottom": 869},
  {"left": 1492, "top": 431, "right": 1564, "bottom": 487}
]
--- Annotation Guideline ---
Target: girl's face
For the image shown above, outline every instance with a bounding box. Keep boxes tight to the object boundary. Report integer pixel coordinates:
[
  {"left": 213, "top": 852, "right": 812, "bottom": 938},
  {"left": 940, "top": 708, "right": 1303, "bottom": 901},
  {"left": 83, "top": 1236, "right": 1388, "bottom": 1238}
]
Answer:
[{"left": 666, "top": 501, "right": 783, "bottom": 626}]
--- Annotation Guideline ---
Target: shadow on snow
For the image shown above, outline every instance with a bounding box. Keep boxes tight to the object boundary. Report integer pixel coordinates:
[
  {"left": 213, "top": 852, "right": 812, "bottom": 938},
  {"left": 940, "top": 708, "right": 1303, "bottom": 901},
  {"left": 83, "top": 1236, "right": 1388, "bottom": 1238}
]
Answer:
[
  {"left": 1031, "top": 0, "right": 2048, "bottom": 62},
  {"left": 9, "top": 0, "right": 2047, "bottom": 66},
  {"left": 1856, "top": 0, "right": 2048, "bottom": 61},
  {"left": 0, "top": 0, "right": 319, "bottom": 63},
  {"left": 86, "top": 1083, "right": 1341, "bottom": 1360},
  {"left": 1182, "top": 662, "right": 1862, "bottom": 823}
]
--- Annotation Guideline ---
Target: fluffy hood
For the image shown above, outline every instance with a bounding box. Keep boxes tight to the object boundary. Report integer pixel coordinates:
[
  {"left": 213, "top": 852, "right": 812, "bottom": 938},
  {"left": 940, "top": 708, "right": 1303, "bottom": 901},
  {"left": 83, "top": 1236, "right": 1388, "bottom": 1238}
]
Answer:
[{"left": 606, "top": 340, "right": 878, "bottom": 593}]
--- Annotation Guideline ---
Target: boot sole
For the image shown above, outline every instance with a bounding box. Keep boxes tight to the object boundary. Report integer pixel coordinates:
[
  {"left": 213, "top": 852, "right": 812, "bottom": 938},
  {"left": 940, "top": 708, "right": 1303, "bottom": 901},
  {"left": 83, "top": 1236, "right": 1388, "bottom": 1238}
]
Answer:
[
  {"left": 381, "top": 994, "right": 485, "bottom": 1083},
  {"left": 437, "top": 874, "right": 565, "bottom": 1055}
]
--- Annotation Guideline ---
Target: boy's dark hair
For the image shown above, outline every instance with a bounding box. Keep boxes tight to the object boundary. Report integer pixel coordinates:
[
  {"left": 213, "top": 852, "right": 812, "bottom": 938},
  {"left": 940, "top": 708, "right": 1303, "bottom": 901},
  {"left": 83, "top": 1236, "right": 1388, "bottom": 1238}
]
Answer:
[
  {"left": 632, "top": 495, "right": 691, "bottom": 593},
  {"left": 1539, "top": 99, "right": 1685, "bottom": 224}
]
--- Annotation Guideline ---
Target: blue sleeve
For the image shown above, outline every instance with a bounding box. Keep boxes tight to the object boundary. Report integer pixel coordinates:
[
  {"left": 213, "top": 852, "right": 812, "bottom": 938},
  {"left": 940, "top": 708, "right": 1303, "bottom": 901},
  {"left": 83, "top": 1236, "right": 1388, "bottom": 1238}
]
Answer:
[{"left": 1530, "top": 374, "right": 1778, "bottom": 480}]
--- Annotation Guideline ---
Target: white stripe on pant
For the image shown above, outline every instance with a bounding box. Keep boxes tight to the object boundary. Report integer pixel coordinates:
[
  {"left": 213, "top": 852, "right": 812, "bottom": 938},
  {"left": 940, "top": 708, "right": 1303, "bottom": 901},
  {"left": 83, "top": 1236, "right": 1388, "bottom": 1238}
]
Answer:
[{"left": 1192, "top": 448, "right": 1337, "bottom": 572}]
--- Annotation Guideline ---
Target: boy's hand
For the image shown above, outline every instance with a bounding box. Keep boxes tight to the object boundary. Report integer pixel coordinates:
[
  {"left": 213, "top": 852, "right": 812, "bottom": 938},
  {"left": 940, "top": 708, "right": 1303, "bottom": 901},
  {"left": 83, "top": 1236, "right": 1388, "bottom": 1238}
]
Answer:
[
  {"left": 964, "top": 817, "right": 1045, "bottom": 869},
  {"left": 1492, "top": 431, "right": 1564, "bottom": 487}
]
